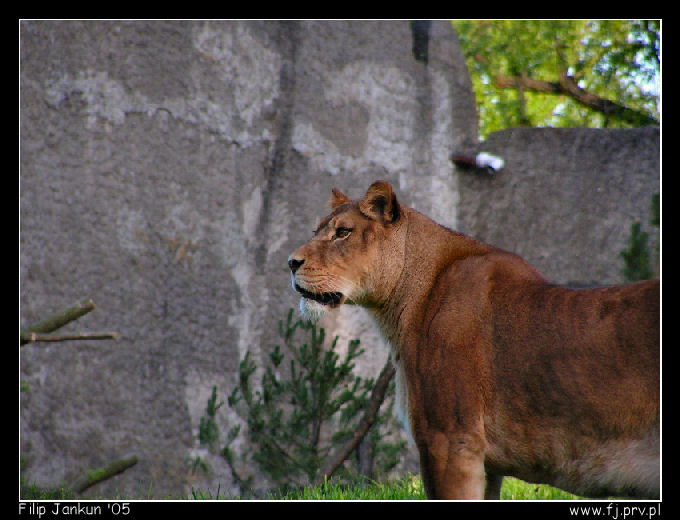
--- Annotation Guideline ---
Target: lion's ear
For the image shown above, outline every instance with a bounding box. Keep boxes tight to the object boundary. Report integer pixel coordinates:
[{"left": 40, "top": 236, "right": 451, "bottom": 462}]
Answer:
[
  {"left": 359, "top": 181, "right": 400, "bottom": 224},
  {"left": 328, "top": 188, "right": 351, "bottom": 209}
]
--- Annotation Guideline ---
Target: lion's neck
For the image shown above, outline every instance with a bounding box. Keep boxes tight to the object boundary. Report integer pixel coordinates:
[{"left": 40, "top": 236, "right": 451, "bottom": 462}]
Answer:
[{"left": 368, "top": 208, "right": 490, "bottom": 355}]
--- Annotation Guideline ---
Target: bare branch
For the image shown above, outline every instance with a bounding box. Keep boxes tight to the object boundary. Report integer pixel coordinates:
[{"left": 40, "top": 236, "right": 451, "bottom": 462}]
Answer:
[
  {"left": 20, "top": 298, "right": 119, "bottom": 346},
  {"left": 20, "top": 332, "right": 119, "bottom": 345},
  {"left": 68, "top": 455, "right": 138, "bottom": 495},
  {"left": 20, "top": 298, "right": 96, "bottom": 345}
]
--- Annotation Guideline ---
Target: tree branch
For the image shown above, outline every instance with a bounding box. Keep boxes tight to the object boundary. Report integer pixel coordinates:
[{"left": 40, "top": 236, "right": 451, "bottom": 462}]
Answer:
[
  {"left": 20, "top": 332, "right": 119, "bottom": 345},
  {"left": 493, "top": 73, "right": 659, "bottom": 126},
  {"left": 494, "top": 74, "right": 563, "bottom": 94},
  {"left": 313, "top": 358, "right": 395, "bottom": 486},
  {"left": 557, "top": 75, "right": 659, "bottom": 126},
  {"left": 20, "top": 298, "right": 96, "bottom": 345},
  {"left": 20, "top": 298, "right": 119, "bottom": 346},
  {"left": 68, "top": 454, "right": 138, "bottom": 495}
]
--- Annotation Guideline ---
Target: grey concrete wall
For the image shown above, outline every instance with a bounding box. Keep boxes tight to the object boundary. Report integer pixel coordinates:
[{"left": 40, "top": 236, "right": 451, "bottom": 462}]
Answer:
[
  {"left": 20, "top": 20, "right": 475, "bottom": 497},
  {"left": 458, "top": 127, "right": 660, "bottom": 287}
]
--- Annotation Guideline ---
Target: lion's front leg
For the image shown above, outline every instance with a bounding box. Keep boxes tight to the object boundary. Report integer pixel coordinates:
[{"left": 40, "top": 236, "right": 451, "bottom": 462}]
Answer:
[{"left": 417, "top": 429, "right": 486, "bottom": 500}]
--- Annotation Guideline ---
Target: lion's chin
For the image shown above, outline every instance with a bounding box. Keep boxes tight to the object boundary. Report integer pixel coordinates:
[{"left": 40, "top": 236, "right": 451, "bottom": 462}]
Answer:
[
  {"left": 299, "top": 298, "right": 330, "bottom": 322},
  {"left": 297, "top": 293, "right": 346, "bottom": 322},
  {"left": 300, "top": 298, "right": 343, "bottom": 322},
  {"left": 292, "top": 280, "right": 346, "bottom": 321}
]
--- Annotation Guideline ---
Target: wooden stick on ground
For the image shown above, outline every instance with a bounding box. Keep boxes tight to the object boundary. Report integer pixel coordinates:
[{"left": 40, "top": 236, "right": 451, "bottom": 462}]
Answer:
[
  {"left": 68, "top": 455, "right": 139, "bottom": 495},
  {"left": 21, "top": 332, "right": 119, "bottom": 344},
  {"left": 20, "top": 298, "right": 118, "bottom": 346}
]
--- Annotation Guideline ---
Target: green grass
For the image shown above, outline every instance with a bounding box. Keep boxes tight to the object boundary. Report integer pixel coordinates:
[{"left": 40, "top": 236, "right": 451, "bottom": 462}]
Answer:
[
  {"left": 263, "top": 475, "right": 586, "bottom": 500},
  {"left": 190, "top": 474, "right": 585, "bottom": 500},
  {"left": 21, "top": 483, "right": 78, "bottom": 500},
  {"left": 266, "top": 475, "right": 427, "bottom": 500},
  {"left": 22, "top": 474, "right": 586, "bottom": 501},
  {"left": 500, "top": 477, "right": 585, "bottom": 500}
]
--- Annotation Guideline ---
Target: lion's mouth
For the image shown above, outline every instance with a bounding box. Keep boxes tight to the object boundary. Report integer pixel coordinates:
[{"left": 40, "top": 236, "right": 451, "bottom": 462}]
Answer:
[{"left": 294, "top": 283, "right": 344, "bottom": 308}]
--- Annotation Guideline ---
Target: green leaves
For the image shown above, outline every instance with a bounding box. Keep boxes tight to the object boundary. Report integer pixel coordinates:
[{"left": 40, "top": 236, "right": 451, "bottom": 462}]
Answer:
[
  {"left": 620, "top": 222, "right": 652, "bottom": 282},
  {"left": 198, "top": 386, "right": 223, "bottom": 451},
  {"left": 619, "top": 193, "right": 659, "bottom": 283},
  {"left": 220, "top": 309, "right": 403, "bottom": 494},
  {"left": 453, "top": 20, "right": 660, "bottom": 138}
]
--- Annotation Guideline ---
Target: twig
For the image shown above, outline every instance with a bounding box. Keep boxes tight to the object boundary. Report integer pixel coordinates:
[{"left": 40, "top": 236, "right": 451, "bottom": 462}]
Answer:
[
  {"left": 20, "top": 298, "right": 96, "bottom": 345},
  {"left": 20, "top": 298, "right": 119, "bottom": 346},
  {"left": 20, "top": 332, "right": 119, "bottom": 345},
  {"left": 313, "top": 358, "right": 395, "bottom": 486},
  {"left": 68, "top": 454, "right": 138, "bottom": 495}
]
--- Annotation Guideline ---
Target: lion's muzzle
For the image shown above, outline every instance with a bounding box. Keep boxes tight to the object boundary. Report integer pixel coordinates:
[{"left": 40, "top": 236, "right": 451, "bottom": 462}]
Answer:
[
  {"left": 294, "top": 283, "right": 343, "bottom": 307},
  {"left": 288, "top": 257, "right": 345, "bottom": 314}
]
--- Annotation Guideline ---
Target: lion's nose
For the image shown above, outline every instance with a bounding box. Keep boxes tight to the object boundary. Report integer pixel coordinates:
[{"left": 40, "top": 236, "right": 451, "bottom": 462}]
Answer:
[{"left": 288, "top": 257, "right": 305, "bottom": 274}]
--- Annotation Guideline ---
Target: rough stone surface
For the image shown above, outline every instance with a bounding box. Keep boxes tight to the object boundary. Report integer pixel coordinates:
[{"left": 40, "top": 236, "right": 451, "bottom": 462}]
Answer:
[
  {"left": 20, "top": 20, "right": 474, "bottom": 497},
  {"left": 459, "top": 127, "right": 660, "bottom": 286}
]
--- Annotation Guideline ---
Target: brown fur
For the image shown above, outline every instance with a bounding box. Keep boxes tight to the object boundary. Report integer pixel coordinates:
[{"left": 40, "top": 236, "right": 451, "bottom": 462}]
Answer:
[{"left": 289, "top": 181, "right": 660, "bottom": 500}]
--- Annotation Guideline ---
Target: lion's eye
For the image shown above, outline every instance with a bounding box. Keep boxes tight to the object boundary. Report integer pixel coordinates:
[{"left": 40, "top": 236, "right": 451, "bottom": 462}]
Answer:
[{"left": 334, "top": 227, "right": 352, "bottom": 240}]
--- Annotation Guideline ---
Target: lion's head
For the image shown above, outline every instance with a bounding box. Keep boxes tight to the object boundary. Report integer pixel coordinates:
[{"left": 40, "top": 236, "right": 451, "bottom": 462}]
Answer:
[{"left": 288, "top": 181, "right": 406, "bottom": 320}]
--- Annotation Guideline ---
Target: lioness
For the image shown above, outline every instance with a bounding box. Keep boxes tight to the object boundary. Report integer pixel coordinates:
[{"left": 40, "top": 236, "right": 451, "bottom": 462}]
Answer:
[{"left": 288, "top": 181, "right": 660, "bottom": 500}]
